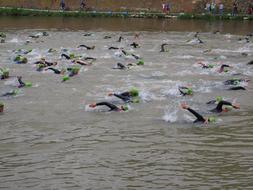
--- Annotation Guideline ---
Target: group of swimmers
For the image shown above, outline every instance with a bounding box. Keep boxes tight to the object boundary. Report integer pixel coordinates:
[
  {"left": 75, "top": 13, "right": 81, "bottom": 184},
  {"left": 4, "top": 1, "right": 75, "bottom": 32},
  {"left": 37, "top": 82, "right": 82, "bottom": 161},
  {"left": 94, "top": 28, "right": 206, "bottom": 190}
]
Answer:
[{"left": 0, "top": 31, "right": 252, "bottom": 125}]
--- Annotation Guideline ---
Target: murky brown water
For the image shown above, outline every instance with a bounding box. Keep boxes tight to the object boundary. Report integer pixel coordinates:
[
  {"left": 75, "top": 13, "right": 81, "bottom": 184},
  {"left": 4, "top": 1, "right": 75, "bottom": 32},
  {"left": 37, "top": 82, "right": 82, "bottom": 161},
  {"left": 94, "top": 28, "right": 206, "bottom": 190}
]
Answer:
[
  {"left": 0, "top": 17, "right": 253, "bottom": 189},
  {"left": 0, "top": 16, "right": 253, "bottom": 34}
]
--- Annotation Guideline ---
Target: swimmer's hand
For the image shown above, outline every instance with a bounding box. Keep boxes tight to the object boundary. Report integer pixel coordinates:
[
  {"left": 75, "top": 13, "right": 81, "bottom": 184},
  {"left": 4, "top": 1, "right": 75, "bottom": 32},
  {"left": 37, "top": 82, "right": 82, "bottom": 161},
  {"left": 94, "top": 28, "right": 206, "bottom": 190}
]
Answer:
[
  {"left": 181, "top": 103, "right": 189, "bottom": 109},
  {"left": 89, "top": 103, "right": 96, "bottom": 108},
  {"left": 232, "top": 99, "right": 240, "bottom": 109}
]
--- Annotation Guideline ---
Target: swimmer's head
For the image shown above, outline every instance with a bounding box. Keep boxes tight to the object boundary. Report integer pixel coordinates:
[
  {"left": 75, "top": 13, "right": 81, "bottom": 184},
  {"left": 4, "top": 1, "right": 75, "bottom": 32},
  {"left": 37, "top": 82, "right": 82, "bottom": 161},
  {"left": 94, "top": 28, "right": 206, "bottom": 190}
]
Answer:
[
  {"left": 208, "top": 116, "right": 216, "bottom": 123},
  {"left": 216, "top": 96, "right": 223, "bottom": 102},
  {"left": 121, "top": 105, "right": 129, "bottom": 111},
  {"left": 130, "top": 88, "right": 139, "bottom": 97}
]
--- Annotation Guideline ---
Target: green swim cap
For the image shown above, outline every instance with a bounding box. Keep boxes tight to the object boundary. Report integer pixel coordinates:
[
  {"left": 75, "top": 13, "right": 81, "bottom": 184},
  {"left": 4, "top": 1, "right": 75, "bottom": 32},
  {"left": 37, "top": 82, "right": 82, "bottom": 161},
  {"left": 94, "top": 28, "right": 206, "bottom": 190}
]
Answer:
[
  {"left": 0, "top": 32, "right": 6, "bottom": 38},
  {"left": 234, "top": 81, "right": 240, "bottom": 85},
  {"left": 25, "top": 82, "right": 32, "bottom": 87},
  {"left": 14, "top": 55, "right": 21, "bottom": 62},
  {"left": 13, "top": 89, "right": 19, "bottom": 95},
  {"left": 69, "top": 53, "right": 75, "bottom": 59},
  {"left": 224, "top": 68, "right": 229, "bottom": 73},
  {"left": 216, "top": 96, "right": 223, "bottom": 102},
  {"left": 208, "top": 64, "right": 214, "bottom": 68},
  {"left": 208, "top": 116, "right": 216, "bottom": 123},
  {"left": 130, "top": 88, "right": 139, "bottom": 97},
  {"left": 122, "top": 105, "right": 129, "bottom": 111},
  {"left": 224, "top": 105, "right": 233, "bottom": 111},
  {"left": 187, "top": 88, "right": 193, "bottom": 95},
  {"left": 137, "top": 59, "right": 144, "bottom": 65},
  {"left": 0, "top": 101, "right": 3, "bottom": 106},
  {"left": 62, "top": 75, "right": 70, "bottom": 82}
]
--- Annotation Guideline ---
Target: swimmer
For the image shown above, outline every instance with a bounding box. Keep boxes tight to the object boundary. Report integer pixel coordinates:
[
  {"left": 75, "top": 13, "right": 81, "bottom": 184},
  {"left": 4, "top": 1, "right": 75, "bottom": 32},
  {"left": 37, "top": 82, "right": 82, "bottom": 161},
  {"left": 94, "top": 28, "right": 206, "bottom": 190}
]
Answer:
[
  {"left": 84, "top": 57, "right": 96, "bottom": 61},
  {"left": 14, "top": 55, "right": 28, "bottom": 64},
  {"left": 198, "top": 62, "right": 214, "bottom": 69},
  {"left": 1, "top": 89, "right": 19, "bottom": 97},
  {"left": 0, "top": 68, "right": 9, "bottom": 80},
  {"left": 130, "top": 42, "right": 140, "bottom": 48},
  {"left": 73, "top": 60, "right": 92, "bottom": 66},
  {"left": 78, "top": 44, "right": 95, "bottom": 50},
  {"left": 224, "top": 78, "right": 250, "bottom": 86},
  {"left": 0, "top": 32, "right": 6, "bottom": 38},
  {"left": 104, "top": 36, "right": 111, "bottom": 39},
  {"left": 160, "top": 43, "right": 169, "bottom": 52},
  {"left": 117, "top": 36, "right": 124, "bottom": 42},
  {"left": 207, "top": 96, "right": 224, "bottom": 105},
  {"left": 45, "top": 68, "right": 65, "bottom": 74},
  {"left": 181, "top": 103, "right": 216, "bottom": 124},
  {"left": 61, "top": 53, "right": 75, "bottom": 60},
  {"left": 108, "top": 88, "right": 140, "bottom": 103},
  {"left": 210, "top": 100, "right": 240, "bottom": 113},
  {"left": 83, "top": 33, "right": 92, "bottom": 36},
  {"left": 34, "top": 58, "right": 57, "bottom": 67},
  {"left": 179, "top": 86, "right": 193, "bottom": 96},
  {"left": 89, "top": 102, "right": 128, "bottom": 112},
  {"left": 17, "top": 76, "right": 32, "bottom": 88},
  {"left": 228, "top": 86, "right": 246, "bottom": 90},
  {"left": 108, "top": 46, "right": 120, "bottom": 50},
  {"left": 112, "top": 63, "right": 127, "bottom": 70},
  {"left": 219, "top": 64, "right": 232, "bottom": 73},
  {"left": 0, "top": 102, "right": 3, "bottom": 113},
  {"left": 247, "top": 60, "right": 253, "bottom": 65},
  {"left": 62, "top": 66, "right": 80, "bottom": 82}
]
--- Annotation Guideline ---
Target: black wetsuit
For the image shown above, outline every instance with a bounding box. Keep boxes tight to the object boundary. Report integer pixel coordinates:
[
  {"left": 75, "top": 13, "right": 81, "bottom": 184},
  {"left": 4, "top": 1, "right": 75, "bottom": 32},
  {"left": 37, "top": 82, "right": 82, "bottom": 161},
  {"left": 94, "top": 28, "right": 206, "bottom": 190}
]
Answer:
[
  {"left": 219, "top": 64, "right": 230, "bottom": 72},
  {"left": 131, "top": 53, "right": 140, "bottom": 60},
  {"left": 211, "top": 100, "right": 233, "bottom": 113},
  {"left": 109, "top": 47, "right": 120, "bottom": 50},
  {"left": 96, "top": 102, "right": 120, "bottom": 111},
  {"left": 187, "top": 108, "right": 206, "bottom": 123},
  {"left": 113, "top": 63, "right": 126, "bottom": 70},
  {"left": 78, "top": 45, "right": 95, "bottom": 50},
  {"left": 1, "top": 90, "right": 17, "bottom": 97},
  {"left": 104, "top": 36, "right": 111, "bottom": 39},
  {"left": 47, "top": 67, "right": 61, "bottom": 74},
  {"left": 224, "top": 79, "right": 245, "bottom": 85},
  {"left": 130, "top": 42, "right": 139, "bottom": 48},
  {"left": 247, "top": 60, "right": 253, "bottom": 65},
  {"left": 17, "top": 77, "right": 26, "bottom": 88},
  {"left": 160, "top": 43, "right": 169, "bottom": 52},
  {"left": 179, "top": 87, "right": 192, "bottom": 96},
  {"left": 113, "top": 92, "right": 132, "bottom": 102},
  {"left": 117, "top": 36, "right": 123, "bottom": 42},
  {"left": 228, "top": 86, "right": 246, "bottom": 90},
  {"left": 84, "top": 57, "right": 96, "bottom": 61},
  {"left": 197, "top": 38, "right": 204, "bottom": 44},
  {"left": 61, "top": 53, "right": 71, "bottom": 60}
]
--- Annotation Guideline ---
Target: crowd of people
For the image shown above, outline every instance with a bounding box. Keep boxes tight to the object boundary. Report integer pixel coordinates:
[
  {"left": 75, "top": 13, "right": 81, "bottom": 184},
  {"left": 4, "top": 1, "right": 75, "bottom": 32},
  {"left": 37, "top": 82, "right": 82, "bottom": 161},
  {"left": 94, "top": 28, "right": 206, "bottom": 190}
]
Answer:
[{"left": 1, "top": 30, "right": 252, "bottom": 126}]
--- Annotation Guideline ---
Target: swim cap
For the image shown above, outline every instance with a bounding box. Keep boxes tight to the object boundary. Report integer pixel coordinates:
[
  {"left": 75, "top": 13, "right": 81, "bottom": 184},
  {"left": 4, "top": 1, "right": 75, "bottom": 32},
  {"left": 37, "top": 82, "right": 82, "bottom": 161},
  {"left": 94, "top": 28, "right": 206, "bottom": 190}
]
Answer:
[
  {"left": 69, "top": 53, "right": 75, "bottom": 59},
  {"left": 137, "top": 59, "right": 144, "bottom": 65},
  {"left": 0, "top": 102, "right": 3, "bottom": 106},
  {"left": 216, "top": 96, "right": 223, "bottom": 102},
  {"left": 224, "top": 105, "right": 233, "bottom": 111},
  {"left": 130, "top": 88, "right": 139, "bottom": 97},
  {"left": 25, "top": 82, "right": 32, "bottom": 87},
  {"left": 14, "top": 89, "right": 19, "bottom": 95},
  {"left": 187, "top": 88, "right": 193, "bottom": 95},
  {"left": 208, "top": 116, "right": 216, "bottom": 123},
  {"left": 62, "top": 75, "right": 70, "bottom": 82},
  {"left": 208, "top": 64, "right": 214, "bottom": 68},
  {"left": 121, "top": 105, "right": 129, "bottom": 111},
  {"left": 224, "top": 68, "right": 229, "bottom": 73}
]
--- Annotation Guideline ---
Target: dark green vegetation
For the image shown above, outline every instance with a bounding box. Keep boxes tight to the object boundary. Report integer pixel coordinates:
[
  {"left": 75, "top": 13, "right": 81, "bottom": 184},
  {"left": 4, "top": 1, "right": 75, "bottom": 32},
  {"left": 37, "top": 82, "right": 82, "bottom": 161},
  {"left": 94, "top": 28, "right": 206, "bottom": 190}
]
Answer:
[{"left": 0, "top": 7, "right": 253, "bottom": 20}]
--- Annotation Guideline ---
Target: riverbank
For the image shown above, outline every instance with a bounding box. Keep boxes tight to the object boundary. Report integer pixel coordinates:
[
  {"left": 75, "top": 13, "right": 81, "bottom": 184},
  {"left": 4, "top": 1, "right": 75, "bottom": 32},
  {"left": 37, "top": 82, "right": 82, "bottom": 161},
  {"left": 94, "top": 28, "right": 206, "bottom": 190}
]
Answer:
[{"left": 0, "top": 7, "right": 253, "bottom": 20}]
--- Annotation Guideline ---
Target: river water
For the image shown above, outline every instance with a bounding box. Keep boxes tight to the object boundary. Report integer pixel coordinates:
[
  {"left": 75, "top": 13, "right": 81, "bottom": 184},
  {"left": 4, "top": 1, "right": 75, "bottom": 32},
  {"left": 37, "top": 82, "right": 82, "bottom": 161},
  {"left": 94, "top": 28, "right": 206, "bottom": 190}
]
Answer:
[{"left": 0, "top": 17, "right": 253, "bottom": 189}]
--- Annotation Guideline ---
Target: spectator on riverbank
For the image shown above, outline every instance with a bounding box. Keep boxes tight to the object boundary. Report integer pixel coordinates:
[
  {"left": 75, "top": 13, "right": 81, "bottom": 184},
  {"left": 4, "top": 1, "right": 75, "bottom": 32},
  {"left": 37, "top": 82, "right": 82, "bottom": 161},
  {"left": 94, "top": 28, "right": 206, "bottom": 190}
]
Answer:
[
  {"left": 211, "top": 2, "right": 216, "bottom": 15},
  {"left": 162, "top": 3, "right": 166, "bottom": 13},
  {"left": 80, "top": 0, "right": 86, "bottom": 10},
  {"left": 60, "top": 0, "right": 65, "bottom": 10},
  {"left": 232, "top": 2, "right": 238, "bottom": 16},
  {"left": 248, "top": 4, "right": 253, "bottom": 15},
  {"left": 205, "top": 2, "right": 211, "bottom": 14},
  {"left": 219, "top": 3, "right": 224, "bottom": 15},
  {"left": 166, "top": 3, "right": 171, "bottom": 14}
]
